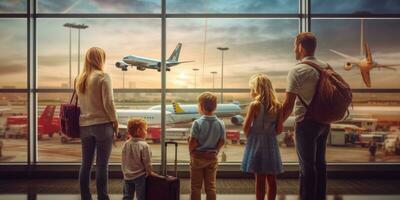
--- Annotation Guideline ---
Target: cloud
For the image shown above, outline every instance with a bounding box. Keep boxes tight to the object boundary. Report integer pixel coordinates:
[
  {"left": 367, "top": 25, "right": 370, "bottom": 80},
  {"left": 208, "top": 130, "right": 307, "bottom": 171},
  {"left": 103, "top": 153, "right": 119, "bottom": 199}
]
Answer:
[
  {"left": 0, "top": 0, "right": 25, "bottom": 12},
  {"left": 312, "top": 0, "right": 400, "bottom": 14},
  {"left": 0, "top": 62, "right": 26, "bottom": 75}
]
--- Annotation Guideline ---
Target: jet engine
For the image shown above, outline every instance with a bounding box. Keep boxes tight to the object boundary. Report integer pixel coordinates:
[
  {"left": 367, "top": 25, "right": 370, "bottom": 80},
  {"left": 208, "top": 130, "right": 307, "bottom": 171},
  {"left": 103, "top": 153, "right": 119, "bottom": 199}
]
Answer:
[
  {"left": 115, "top": 61, "right": 128, "bottom": 69},
  {"left": 231, "top": 115, "right": 244, "bottom": 126},
  {"left": 344, "top": 62, "right": 354, "bottom": 71},
  {"left": 137, "top": 66, "right": 146, "bottom": 71}
]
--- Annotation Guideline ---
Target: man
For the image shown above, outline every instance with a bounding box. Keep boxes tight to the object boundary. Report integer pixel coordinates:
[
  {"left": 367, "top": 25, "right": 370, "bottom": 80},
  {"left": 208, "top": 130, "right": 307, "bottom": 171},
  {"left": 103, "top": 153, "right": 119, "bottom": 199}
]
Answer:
[{"left": 281, "top": 32, "right": 331, "bottom": 200}]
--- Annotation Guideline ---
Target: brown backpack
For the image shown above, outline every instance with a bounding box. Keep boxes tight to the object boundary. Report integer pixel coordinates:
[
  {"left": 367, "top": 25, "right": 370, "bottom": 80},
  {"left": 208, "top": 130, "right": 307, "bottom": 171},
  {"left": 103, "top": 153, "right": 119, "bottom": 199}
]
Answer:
[{"left": 298, "top": 61, "right": 352, "bottom": 124}]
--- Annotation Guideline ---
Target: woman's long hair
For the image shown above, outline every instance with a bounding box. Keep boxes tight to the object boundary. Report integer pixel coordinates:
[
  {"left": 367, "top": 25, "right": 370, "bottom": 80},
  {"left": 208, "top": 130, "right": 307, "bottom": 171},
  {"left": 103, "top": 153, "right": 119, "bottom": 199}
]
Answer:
[
  {"left": 249, "top": 73, "right": 282, "bottom": 114},
  {"left": 76, "top": 47, "right": 106, "bottom": 93}
]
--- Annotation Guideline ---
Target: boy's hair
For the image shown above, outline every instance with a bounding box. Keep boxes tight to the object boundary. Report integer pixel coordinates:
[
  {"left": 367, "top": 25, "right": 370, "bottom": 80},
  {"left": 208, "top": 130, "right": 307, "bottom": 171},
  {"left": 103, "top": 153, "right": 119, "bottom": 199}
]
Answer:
[
  {"left": 127, "top": 118, "right": 147, "bottom": 137},
  {"left": 198, "top": 92, "right": 217, "bottom": 113}
]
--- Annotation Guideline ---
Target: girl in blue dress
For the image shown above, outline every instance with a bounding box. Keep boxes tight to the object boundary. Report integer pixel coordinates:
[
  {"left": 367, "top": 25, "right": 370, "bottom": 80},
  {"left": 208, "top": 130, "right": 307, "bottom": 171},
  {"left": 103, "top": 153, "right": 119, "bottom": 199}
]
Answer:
[{"left": 241, "top": 73, "right": 284, "bottom": 200}]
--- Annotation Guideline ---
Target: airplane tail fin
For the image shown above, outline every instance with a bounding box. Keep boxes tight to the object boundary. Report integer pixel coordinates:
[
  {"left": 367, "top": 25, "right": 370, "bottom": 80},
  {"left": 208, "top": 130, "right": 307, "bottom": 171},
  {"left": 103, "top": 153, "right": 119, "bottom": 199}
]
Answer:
[
  {"left": 172, "top": 102, "right": 185, "bottom": 114},
  {"left": 168, "top": 43, "right": 182, "bottom": 62},
  {"left": 39, "top": 105, "right": 56, "bottom": 124},
  {"left": 364, "top": 42, "right": 373, "bottom": 64}
]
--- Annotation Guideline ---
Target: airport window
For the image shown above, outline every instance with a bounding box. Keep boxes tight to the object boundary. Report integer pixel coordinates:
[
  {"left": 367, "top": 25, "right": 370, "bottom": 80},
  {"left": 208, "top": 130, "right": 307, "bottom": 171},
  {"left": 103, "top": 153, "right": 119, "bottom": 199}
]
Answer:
[
  {"left": 0, "top": 19, "right": 27, "bottom": 89},
  {"left": 0, "top": 93, "right": 27, "bottom": 163},
  {"left": 37, "top": 0, "right": 161, "bottom": 13},
  {"left": 1, "top": 0, "right": 400, "bottom": 167},
  {"left": 166, "top": 0, "right": 298, "bottom": 13},
  {"left": 311, "top": 0, "right": 400, "bottom": 14},
  {"left": 0, "top": 1, "right": 26, "bottom": 13}
]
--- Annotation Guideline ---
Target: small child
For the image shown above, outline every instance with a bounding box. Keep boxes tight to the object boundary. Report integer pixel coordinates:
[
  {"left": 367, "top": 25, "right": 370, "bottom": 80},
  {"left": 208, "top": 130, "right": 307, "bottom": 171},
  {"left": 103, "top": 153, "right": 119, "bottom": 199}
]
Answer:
[
  {"left": 121, "top": 118, "right": 156, "bottom": 200},
  {"left": 189, "top": 92, "right": 226, "bottom": 200},
  {"left": 241, "top": 73, "right": 284, "bottom": 200}
]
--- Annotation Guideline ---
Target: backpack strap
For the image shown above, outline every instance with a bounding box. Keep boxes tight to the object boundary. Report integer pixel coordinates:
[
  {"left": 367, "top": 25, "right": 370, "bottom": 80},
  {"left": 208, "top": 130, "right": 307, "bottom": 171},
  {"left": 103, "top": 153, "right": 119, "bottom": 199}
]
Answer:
[{"left": 295, "top": 60, "right": 326, "bottom": 109}]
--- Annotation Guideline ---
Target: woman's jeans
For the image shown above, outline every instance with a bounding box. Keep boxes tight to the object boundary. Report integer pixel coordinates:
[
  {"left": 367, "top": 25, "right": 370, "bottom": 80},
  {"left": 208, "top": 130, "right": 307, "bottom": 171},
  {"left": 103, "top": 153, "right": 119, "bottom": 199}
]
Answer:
[{"left": 79, "top": 123, "right": 114, "bottom": 200}]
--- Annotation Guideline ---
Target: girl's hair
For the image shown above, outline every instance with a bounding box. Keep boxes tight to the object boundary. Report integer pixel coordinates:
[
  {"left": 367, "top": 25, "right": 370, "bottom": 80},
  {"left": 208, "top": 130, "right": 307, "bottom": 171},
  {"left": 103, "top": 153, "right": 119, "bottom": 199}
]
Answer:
[
  {"left": 76, "top": 47, "right": 106, "bottom": 93},
  {"left": 249, "top": 73, "right": 282, "bottom": 114}
]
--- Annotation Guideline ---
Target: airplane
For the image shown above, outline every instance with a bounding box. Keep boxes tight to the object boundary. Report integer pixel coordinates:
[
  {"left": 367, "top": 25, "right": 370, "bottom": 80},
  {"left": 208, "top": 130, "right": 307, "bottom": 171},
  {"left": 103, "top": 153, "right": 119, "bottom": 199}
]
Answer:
[
  {"left": 116, "top": 102, "right": 244, "bottom": 130},
  {"left": 115, "top": 43, "right": 194, "bottom": 72},
  {"left": 330, "top": 18, "right": 400, "bottom": 87}
]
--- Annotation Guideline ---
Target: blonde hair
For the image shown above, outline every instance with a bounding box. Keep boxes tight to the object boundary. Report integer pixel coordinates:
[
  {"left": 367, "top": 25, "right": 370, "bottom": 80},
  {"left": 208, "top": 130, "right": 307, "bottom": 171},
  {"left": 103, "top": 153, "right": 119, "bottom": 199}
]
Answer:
[
  {"left": 249, "top": 73, "right": 281, "bottom": 114},
  {"left": 127, "top": 118, "right": 147, "bottom": 138},
  {"left": 76, "top": 47, "right": 106, "bottom": 93},
  {"left": 198, "top": 92, "right": 217, "bottom": 113}
]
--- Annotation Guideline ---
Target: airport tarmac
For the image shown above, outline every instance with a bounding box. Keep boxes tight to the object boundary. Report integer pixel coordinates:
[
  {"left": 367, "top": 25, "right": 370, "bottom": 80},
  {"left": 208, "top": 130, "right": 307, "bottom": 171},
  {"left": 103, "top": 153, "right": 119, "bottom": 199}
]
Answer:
[{"left": 1, "top": 134, "right": 399, "bottom": 163}]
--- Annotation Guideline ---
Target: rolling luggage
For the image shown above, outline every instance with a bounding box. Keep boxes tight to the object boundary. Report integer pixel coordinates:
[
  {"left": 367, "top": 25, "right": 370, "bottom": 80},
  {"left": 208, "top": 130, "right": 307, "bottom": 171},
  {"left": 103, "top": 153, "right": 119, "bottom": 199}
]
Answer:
[{"left": 146, "top": 141, "right": 180, "bottom": 200}]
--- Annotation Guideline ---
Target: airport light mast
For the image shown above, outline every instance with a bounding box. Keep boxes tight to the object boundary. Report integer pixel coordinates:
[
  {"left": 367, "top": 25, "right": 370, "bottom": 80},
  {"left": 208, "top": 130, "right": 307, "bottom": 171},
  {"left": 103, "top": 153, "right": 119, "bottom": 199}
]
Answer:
[
  {"left": 210, "top": 71, "right": 217, "bottom": 89},
  {"left": 192, "top": 68, "right": 199, "bottom": 88},
  {"left": 217, "top": 47, "right": 229, "bottom": 103},
  {"left": 63, "top": 23, "right": 88, "bottom": 85}
]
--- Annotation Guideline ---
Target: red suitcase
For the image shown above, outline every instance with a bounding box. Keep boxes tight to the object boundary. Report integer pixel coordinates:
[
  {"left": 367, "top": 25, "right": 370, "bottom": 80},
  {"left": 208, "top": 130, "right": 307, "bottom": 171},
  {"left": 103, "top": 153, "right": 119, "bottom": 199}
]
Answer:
[{"left": 146, "top": 141, "right": 180, "bottom": 200}]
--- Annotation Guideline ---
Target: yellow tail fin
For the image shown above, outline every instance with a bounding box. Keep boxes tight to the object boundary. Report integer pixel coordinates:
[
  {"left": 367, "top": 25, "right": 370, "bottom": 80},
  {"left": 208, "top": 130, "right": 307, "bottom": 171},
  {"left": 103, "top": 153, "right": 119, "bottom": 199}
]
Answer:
[{"left": 172, "top": 102, "right": 185, "bottom": 113}]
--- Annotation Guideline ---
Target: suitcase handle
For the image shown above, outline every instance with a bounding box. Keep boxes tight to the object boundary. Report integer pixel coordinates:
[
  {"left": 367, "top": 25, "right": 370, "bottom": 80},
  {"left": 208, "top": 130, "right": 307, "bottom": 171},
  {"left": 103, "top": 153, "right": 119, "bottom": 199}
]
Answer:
[{"left": 165, "top": 141, "right": 178, "bottom": 177}]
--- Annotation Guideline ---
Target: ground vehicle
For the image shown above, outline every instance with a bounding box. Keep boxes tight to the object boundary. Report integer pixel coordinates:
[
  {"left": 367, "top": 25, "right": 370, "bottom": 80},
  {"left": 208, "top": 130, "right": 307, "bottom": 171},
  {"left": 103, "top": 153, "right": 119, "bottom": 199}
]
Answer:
[{"left": 4, "top": 105, "right": 60, "bottom": 139}]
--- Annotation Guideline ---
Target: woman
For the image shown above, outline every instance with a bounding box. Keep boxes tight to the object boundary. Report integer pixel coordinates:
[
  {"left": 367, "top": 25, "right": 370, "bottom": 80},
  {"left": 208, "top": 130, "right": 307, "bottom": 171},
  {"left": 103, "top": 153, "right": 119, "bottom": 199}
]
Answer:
[{"left": 77, "top": 47, "right": 118, "bottom": 200}]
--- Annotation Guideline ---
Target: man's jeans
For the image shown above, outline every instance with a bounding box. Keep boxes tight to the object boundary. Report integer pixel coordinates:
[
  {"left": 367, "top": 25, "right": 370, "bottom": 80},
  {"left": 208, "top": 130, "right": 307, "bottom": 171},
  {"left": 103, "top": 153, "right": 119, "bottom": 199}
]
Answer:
[
  {"left": 122, "top": 175, "right": 146, "bottom": 200},
  {"left": 295, "top": 119, "right": 330, "bottom": 200},
  {"left": 79, "top": 123, "right": 114, "bottom": 200}
]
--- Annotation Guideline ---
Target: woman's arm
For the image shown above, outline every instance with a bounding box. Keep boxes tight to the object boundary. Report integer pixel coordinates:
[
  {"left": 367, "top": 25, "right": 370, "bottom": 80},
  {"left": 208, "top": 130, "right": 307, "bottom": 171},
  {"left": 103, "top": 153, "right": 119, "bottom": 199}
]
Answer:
[
  {"left": 243, "top": 102, "right": 258, "bottom": 137},
  {"left": 101, "top": 74, "right": 118, "bottom": 128}
]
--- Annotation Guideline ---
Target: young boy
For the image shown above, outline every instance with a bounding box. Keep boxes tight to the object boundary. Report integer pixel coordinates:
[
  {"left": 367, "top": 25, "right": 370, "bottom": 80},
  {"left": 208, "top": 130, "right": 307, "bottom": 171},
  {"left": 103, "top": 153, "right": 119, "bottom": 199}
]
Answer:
[
  {"left": 121, "top": 118, "right": 156, "bottom": 200},
  {"left": 189, "top": 92, "right": 226, "bottom": 200}
]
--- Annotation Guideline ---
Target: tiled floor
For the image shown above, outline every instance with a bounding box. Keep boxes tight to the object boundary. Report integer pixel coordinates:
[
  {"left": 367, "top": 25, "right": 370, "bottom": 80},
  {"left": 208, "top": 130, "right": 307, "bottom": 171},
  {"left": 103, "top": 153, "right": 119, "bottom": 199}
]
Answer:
[
  {"left": 1, "top": 194, "right": 400, "bottom": 200},
  {"left": 1, "top": 178, "right": 400, "bottom": 200}
]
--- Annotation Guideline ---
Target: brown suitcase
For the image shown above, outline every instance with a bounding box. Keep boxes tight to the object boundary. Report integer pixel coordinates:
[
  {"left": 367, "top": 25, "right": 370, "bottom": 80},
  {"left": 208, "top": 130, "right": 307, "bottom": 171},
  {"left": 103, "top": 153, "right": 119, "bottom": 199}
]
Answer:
[{"left": 146, "top": 141, "right": 180, "bottom": 200}]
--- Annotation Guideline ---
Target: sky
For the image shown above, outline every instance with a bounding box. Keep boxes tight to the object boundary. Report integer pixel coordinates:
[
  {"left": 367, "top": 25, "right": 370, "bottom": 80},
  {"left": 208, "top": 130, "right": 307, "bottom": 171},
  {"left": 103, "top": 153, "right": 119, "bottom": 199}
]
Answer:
[{"left": 1, "top": 0, "right": 400, "bottom": 89}]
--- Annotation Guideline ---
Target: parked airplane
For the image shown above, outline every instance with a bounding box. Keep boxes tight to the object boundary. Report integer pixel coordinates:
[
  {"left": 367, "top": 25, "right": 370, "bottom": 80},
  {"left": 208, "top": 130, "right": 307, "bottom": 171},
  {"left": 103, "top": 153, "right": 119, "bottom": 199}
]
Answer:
[
  {"left": 116, "top": 102, "right": 244, "bottom": 130},
  {"left": 115, "top": 43, "right": 194, "bottom": 72},
  {"left": 330, "top": 19, "right": 400, "bottom": 87}
]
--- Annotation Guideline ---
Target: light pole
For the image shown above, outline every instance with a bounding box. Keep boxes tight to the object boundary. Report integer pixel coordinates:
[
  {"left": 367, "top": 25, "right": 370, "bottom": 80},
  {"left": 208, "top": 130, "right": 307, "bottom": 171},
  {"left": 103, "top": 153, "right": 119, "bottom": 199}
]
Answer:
[
  {"left": 217, "top": 47, "right": 229, "bottom": 103},
  {"left": 63, "top": 23, "right": 88, "bottom": 80},
  {"left": 63, "top": 23, "right": 72, "bottom": 88},
  {"left": 192, "top": 68, "right": 199, "bottom": 88},
  {"left": 210, "top": 71, "right": 217, "bottom": 89}
]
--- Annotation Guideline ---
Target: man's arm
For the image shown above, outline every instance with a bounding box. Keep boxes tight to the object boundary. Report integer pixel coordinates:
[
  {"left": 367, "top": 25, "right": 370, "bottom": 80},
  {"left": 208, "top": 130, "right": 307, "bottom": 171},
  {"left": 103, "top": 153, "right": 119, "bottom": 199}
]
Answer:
[{"left": 282, "top": 92, "right": 297, "bottom": 122}]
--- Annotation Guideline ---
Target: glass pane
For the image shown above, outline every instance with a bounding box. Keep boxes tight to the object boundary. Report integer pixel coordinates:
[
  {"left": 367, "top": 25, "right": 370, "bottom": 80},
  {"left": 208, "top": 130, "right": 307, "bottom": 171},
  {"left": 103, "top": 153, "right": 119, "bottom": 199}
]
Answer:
[
  {"left": 37, "top": 92, "right": 162, "bottom": 163},
  {"left": 0, "top": 93, "right": 27, "bottom": 163},
  {"left": 167, "top": 0, "right": 298, "bottom": 13},
  {"left": 166, "top": 19, "right": 299, "bottom": 89},
  {"left": 0, "top": 0, "right": 26, "bottom": 13},
  {"left": 311, "top": 0, "right": 400, "bottom": 14},
  {"left": 37, "top": 0, "right": 160, "bottom": 13},
  {"left": 37, "top": 18, "right": 161, "bottom": 89},
  {"left": 312, "top": 19, "right": 400, "bottom": 88},
  {"left": 163, "top": 91, "right": 400, "bottom": 163},
  {"left": 0, "top": 19, "right": 27, "bottom": 89}
]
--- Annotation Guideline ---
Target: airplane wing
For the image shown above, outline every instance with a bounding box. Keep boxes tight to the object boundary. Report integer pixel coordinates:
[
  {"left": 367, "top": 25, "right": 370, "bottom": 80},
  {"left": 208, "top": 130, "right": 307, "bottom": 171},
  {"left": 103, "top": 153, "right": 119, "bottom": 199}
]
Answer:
[
  {"left": 378, "top": 64, "right": 400, "bottom": 71},
  {"left": 360, "top": 69, "right": 372, "bottom": 87},
  {"left": 329, "top": 49, "right": 359, "bottom": 63},
  {"left": 167, "top": 60, "right": 195, "bottom": 67}
]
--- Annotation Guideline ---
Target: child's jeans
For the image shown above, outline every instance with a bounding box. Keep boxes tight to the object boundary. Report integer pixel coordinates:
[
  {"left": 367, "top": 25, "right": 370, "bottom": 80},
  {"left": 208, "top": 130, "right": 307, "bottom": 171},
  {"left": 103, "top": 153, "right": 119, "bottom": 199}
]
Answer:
[
  {"left": 122, "top": 174, "right": 146, "bottom": 200},
  {"left": 190, "top": 155, "right": 218, "bottom": 200}
]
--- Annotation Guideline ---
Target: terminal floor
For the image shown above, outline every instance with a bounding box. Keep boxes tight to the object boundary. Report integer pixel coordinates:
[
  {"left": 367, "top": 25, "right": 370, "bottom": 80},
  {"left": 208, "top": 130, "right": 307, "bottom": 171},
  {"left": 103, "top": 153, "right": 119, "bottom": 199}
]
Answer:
[{"left": 1, "top": 178, "right": 400, "bottom": 199}]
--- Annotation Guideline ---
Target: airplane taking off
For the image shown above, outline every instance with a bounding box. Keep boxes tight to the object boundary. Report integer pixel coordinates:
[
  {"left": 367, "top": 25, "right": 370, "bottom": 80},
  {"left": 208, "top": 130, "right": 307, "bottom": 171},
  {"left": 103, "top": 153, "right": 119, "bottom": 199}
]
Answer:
[
  {"left": 330, "top": 19, "right": 400, "bottom": 87},
  {"left": 115, "top": 43, "right": 194, "bottom": 72}
]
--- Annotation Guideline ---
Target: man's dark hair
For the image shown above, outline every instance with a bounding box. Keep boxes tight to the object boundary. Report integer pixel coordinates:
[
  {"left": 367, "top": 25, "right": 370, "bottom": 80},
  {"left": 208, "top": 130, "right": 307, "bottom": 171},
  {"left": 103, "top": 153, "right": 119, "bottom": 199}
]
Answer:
[{"left": 296, "top": 32, "right": 317, "bottom": 54}]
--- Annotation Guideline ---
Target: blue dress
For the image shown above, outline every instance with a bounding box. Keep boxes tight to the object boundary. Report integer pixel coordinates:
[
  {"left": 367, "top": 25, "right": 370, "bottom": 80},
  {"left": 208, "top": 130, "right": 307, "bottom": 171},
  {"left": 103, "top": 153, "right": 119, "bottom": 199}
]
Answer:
[{"left": 241, "top": 104, "right": 284, "bottom": 174}]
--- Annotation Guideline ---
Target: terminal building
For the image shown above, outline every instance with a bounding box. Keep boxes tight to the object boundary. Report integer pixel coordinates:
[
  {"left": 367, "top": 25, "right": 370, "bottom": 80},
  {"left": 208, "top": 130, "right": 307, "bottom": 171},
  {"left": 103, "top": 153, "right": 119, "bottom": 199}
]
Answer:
[{"left": 0, "top": 0, "right": 400, "bottom": 199}]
